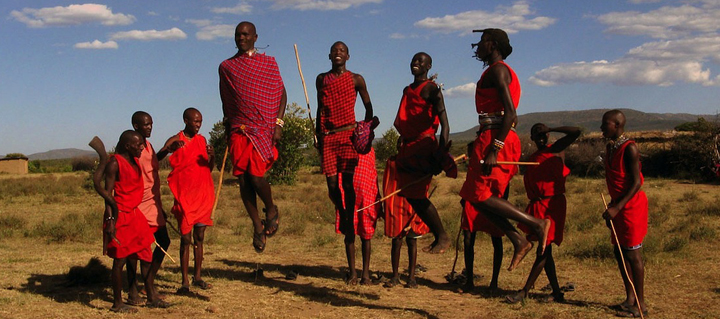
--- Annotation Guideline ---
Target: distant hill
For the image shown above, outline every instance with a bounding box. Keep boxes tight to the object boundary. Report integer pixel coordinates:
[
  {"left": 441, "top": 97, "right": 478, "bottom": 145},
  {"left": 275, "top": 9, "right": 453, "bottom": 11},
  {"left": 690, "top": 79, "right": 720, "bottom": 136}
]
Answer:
[
  {"left": 449, "top": 108, "right": 716, "bottom": 142},
  {"left": 28, "top": 148, "right": 97, "bottom": 160}
]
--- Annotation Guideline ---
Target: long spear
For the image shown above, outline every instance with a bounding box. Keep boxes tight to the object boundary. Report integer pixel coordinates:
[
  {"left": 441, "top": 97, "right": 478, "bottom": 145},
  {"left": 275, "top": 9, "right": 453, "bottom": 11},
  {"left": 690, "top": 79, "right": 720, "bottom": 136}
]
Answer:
[
  {"left": 293, "top": 44, "right": 317, "bottom": 145},
  {"left": 601, "top": 194, "right": 644, "bottom": 319}
]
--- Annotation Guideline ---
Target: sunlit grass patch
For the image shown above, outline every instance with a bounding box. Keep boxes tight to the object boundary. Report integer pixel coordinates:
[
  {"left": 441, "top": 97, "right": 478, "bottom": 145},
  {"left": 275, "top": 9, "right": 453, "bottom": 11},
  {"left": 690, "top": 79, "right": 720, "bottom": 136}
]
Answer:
[
  {"left": 32, "top": 210, "right": 97, "bottom": 243},
  {"left": 0, "top": 215, "right": 26, "bottom": 238}
]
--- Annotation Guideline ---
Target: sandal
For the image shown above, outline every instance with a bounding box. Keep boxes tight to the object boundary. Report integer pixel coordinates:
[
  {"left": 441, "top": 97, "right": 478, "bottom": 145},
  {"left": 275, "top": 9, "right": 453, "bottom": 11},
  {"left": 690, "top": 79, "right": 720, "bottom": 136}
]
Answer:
[
  {"left": 176, "top": 285, "right": 190, "bottom": 294},
  {"left": 504, "top": 290, "right": 527, "bottom": 304},
  {"left": 383, "top": 277, "right": 401, "bottom": 288},
  {"left": 192, "top": 278, "right": 212, "bottom": 290},
  {"left": 616, "top": 306, "right": 648, "bottom": 318},
  {"left": 110, "top": 304, "right": 138, "bottom": 313},
  {"left": 146, "top": 299, "right": 171, "bottom": 308},
  {"left": 404, "top": 279, "right": 418, "bottom": 289},
  {"left": 253, "top": 231, "right": 266, "bottom": 253},
  {"left": 541, "top": 291, "right": 565, "bottom": 303},
  {"left": 262, "top": 205, "right": 279, "bottom": 237}
]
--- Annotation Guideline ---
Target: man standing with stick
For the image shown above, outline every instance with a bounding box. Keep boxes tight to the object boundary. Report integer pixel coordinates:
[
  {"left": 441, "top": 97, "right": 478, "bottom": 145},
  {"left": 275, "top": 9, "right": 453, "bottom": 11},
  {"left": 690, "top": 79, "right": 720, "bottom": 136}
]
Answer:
[
  {"left": 220, "top": 21, "right": 287, "bottom": 253},
  {"left": 460, "top": 28, "right": 550, "bottom": 271},
  {"left": 316, "top": 41, "right": 374, "bottom": 285},
  {"left": 601, "top": 110, "right": 648, "bottom": 318}
]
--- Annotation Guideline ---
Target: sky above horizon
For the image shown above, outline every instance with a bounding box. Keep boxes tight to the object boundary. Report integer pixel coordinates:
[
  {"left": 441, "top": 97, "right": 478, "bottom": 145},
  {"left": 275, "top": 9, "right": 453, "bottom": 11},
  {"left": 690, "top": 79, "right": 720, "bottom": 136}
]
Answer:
[{"left": 3, "top": 0, "right": 720, "bottom": 155}]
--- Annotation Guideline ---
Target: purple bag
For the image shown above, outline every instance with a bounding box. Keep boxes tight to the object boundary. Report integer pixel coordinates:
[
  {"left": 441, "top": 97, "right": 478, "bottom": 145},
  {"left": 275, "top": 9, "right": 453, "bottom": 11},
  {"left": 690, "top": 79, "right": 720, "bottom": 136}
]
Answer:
[{"left": 351, "top": 116, "right": 380, "bottom": 155}]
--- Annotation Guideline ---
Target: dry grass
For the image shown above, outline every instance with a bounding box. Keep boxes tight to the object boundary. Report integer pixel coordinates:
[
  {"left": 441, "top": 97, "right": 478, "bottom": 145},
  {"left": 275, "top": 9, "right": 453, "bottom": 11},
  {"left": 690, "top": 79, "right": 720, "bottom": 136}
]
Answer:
[{"left": 0, "top": 169, "right": 719, "bottom": 318}]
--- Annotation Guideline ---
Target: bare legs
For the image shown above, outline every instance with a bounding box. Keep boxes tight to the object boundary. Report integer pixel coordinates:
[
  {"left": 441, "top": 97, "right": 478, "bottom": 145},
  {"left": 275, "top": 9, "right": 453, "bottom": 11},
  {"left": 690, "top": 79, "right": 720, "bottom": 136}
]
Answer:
[
  {"left": 387, "top": 236, "right": 418, "bottom": 288},
  {"left": 238, "top": 173, "right": 278, "bottom": 249},
  {"left": 615, "top": 246, "right": 646, "bottom": 314},
  {"left": 473, "top": 196, "right": 550, "bottom": 271},
  {"left": 462, "top": 231, "right": 503, "bottom": 293},
  {"left": 406, "top": 198, "right": 450, "bottom": 254},
  {"left": 179, "top": 225, "right": 208, "bottom": 290}
]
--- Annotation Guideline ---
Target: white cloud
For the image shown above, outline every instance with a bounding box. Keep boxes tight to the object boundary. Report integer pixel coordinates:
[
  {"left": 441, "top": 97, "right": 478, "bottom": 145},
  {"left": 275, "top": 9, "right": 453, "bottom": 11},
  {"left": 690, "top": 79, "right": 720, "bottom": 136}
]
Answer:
[
  {"left": 110, "top": 28, "right": 187, "bottom": 41},
  {"left": 194, "top": 24, "right": 236, "bottom": 41},
  {"left": 74, "top": 40, "right": 118, "bottom": 49},
  {"left": 147, "top": 11, "right": 159, "bottom": 16},
  {"left": 629, "top": 0, "right": 661, "bottom": 3},
  {"left": 389, "top": 33, "right": 405, "bottom": 39},
  {"left": 443, "top": 83, "right": 476, "bottom": 98},
  {"left": 211, "top": 2, "right": 253, "bottom": 14},
  {"left": 598, "top": 2, "right": 720, "bottom": 39},
  {"left": 414, "top": 1, "right": 556, "bottom": 35},
  {"left": 268, "top": 0, "right": 382, "bottom": 11},
  {"left": 529, "top": 59, "right": 717, "bottom": 87},
  {"left": 626, "top": 35, "right": 720, "bottom": 63},
  {"left": 11, "top": 4, "right": 135, "bottom": 28}
]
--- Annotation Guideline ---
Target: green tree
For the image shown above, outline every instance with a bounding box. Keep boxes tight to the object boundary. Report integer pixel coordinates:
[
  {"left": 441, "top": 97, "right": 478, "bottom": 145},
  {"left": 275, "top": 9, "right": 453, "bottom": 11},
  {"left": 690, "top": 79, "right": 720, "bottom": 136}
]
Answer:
[
  {"left": 5, "top": 153, "right": 26, "bottom": 158},
  {"left": 374, "top": 128, "right": 399, "bottom": 165},
  {"left": 208, "top": 120, "right": 232, "bottom": 172},
  {"left": 268, "top": 103, "right": 314, "bottom": 185}
]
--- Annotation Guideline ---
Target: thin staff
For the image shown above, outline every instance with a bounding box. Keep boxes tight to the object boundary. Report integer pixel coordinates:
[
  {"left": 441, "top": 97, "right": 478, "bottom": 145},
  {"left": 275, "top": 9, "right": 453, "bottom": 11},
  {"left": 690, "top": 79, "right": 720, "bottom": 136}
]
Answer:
[
  {"left": 601, "top": 194, "right": 644, "bottom": 319},
  {"left": 293, "top": 44, "right": 317, "bottom": 145},
  {"left": 154, "top": 240, "right": 176, "bottom": 263},
  {"left": 211, "top": 146, "right": 230, "bottom": 219},
  {"left": 357, "top": 154, "right": 469, "bottom": 212}
]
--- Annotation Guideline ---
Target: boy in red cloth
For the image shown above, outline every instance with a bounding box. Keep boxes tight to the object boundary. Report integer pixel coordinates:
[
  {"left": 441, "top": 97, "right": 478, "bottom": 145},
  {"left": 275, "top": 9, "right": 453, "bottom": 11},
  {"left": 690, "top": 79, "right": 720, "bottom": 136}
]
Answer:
[
  {"left": 393, "top": 52, "right": 452, "bottom": 254},
  {"left": 316, "top": 41, "right": 374, "bottom": 285},
  {"left": 382, "top": 156, "right": 429, "bottom": 288},
  {"left": 103, "top": 130, "right": 157, "bottom": 313},
  {"left": 130, "top": 111, "right": 171, "bottom": 305},
  {"left": 601, "top": 110, "right": 648, "bottom": 318},
  {"left": 460, "top": 28, "right": 550, "bottom": 271},
  {"left": 505, "top": 124, "right": 580, "bottom": 304},
  {"left": 161, "top": 108, "right": 216, "bottom": 293},
  {"left": 334, "top": 148, "right": 381, "bottom": 285},
  {"left": 220, "top": 21, "right": 286, "bottom": 252}
]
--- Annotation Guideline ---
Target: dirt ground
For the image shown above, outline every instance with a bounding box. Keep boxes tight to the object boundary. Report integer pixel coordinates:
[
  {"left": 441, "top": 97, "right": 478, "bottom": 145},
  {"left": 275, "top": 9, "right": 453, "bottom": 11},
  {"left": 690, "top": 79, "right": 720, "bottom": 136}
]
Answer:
[{"left": 0, "top": 174, "right": 719, "bottom": 318}]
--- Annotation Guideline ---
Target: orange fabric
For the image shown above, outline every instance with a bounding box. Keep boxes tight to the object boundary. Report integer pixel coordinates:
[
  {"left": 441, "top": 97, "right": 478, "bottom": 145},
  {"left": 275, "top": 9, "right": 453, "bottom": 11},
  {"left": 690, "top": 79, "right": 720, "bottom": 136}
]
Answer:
[
  {"left": 475, "top": 61, "right": 520, "bottom": 114},
  {"left": 168, "top": 132, "right": 215, "bottom": 235},
  {"left": 230, "top": 132, "right": 277, "bottom": 177},
  {"left": 393, "top": 80, "right": 439, "bottom": 140},
  {"left": 460, "top": 130, "right": 520, "bottom": 202},
  {"left": 383, "top": 157, "right": 429, "bottom": 238},
  {"left": 605, "top": 140, "right": 648, "bottom": 247},
  {"left": 106, "top": 154, "right": 153, "bottom": 261},
  {"left": 137, "top": 141, "right": 165, "bottom": 227},
  {"left": 518, "top": 147, "right": 568, "bottom": 246}
]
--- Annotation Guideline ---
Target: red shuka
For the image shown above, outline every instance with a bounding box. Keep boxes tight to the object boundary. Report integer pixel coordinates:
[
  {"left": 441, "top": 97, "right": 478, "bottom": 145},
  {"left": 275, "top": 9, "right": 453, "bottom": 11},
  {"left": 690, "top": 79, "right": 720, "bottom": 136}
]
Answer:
[
  {"left": 461, "top": 200, "right": 504, "bottom": 237},
  {"left": 605, "top": 140, "right": 648, "bottom": 247},
  {"left": 393, "top": 80, "right": 439, "bottom": 140},
  {"left": 383, "top": 157, "right": 429, "bottom": 238},
  {"left": 319, "top": 71, "right": 359, "bottom": 176},
  {"left": 137, "top": 141, "right": 165, "bottom": 227},
  {"left": 334, "top": 149, "right": 379, "bottom": 240},
  {"left": 460, "top": 61, "right": 522, "bottom": 203},
  {"left": 106, "top": 154, "right": 153, "bottom": 261},
  {"left": 518, "top": 146, "right": 568, "bottom": 246},
  {"left": 168, "top": 132, "right": 215, "bottom": 235}
]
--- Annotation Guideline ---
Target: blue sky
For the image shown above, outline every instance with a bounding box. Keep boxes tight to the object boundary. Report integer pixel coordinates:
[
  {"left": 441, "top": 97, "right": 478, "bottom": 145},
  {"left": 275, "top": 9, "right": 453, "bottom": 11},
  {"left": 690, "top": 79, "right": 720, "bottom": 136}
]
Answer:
[{"left": 2, "top": 0, "right": 720, "bottom": 155}]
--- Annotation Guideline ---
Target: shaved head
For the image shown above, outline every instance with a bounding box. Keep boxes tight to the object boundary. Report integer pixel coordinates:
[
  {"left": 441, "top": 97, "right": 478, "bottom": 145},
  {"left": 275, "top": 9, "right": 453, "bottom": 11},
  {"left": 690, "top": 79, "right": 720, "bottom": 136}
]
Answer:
[
  {"left": 183, "top": 107, "right": 201, "bottom": 120},
  {"left": 116, "top": 130, "right": 142, "bottom": 154},
  {"left": 131, "top": 111, "right": 150, "bottom": 125},
  {"left": 603, "top": 109, "right": 626, "bottom": 129}
]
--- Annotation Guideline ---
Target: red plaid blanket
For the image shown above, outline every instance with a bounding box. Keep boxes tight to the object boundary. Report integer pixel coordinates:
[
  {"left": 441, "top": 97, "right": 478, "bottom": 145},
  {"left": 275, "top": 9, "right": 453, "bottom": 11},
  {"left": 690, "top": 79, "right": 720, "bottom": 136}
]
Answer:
[
  {"left": 220, "top": 53, "right": 285, "bottom": 161},
  {"left": 319, "top": 71, "right": 356, "bottom": 132}
]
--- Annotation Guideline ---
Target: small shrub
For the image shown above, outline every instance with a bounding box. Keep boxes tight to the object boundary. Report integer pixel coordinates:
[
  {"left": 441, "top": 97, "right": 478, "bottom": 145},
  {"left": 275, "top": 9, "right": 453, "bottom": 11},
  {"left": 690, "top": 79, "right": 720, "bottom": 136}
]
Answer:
[
  {"left": 32, "top": 211, "right": 96, "bottom": 243},
  {"left": 686, "top": 200, "right": 720, "bottom": 216},
  {"left": 679, "top": 191, "right": 699, "bottom": 203},
  {"left": 71, "top": 156, "right": 96, "bottom": 172},
  {"left": 566, "top": 234, "right": 614, "bottom": 260},
  {"left": 0, "top": 215, "right": 26, "bottom": 238},
  {"left": 690, "top": 225, "right": 716, "bottom": 241},
  {"left": 662, "top": 236, "right": 688, "bottom": 252}
]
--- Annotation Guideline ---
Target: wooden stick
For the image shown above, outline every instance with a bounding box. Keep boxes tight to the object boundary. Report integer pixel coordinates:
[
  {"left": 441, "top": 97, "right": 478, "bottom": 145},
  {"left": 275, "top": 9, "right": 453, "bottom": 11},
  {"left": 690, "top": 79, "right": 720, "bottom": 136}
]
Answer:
[
  {"left": 357, "top": 154, "right": 468, "bottom": 212},
  {"left": 601, "top": 194, "right": 644, "bottom": 319},
  {"left": 154, "top": 240, "right": 176, "bottom": 263},
  {"left": 293, "top": 44, "right": 318, "bottom": 145},
  {"left": 211, "top": 146, "right": 229, "bottom": 219},
  {"left": 479, "top": 160, "right": 539, "bottom": 166}
]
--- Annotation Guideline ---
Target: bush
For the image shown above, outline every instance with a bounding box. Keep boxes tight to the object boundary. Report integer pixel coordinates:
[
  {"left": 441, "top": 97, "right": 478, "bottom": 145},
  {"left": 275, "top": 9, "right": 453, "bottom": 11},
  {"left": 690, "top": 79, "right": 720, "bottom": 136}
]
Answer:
[
  {"left": 268, "top": 103, "right": 314, "bottom": 185},
  {"left": 71, "top": 156, "right": 96, "bottom": 172},
  {"left": 374, "top": 128, "right": 399, "bottom": 165}
]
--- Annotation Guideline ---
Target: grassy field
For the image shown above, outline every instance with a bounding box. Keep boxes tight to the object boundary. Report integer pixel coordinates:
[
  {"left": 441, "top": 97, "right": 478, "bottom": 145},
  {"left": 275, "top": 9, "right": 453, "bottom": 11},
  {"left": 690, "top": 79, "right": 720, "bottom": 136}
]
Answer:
[{"left": 0, "top": 169, "right": 719, "bottom": 318}]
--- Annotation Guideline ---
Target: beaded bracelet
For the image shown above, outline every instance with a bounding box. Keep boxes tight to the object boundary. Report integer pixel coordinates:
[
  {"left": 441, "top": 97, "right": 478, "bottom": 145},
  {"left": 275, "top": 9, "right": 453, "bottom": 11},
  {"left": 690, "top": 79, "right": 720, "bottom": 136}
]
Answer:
[
  {"left": 275, "top": 118, "right": 285, "bottom": 128},
  {"left": 493, "top": 138, "right": 505, "bottom": 151}
]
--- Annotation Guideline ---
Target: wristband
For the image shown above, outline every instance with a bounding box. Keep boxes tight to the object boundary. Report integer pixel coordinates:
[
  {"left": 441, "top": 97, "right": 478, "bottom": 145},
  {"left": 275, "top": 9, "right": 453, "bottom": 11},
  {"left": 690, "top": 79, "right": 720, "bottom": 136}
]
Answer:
[
  {"left": 275, "top": 118, "right": 285, "bottom": 128},
  {"left": 105, "top": 216, "right": 116, "bottom": 222},
  {"left": 492, "top": 139, "right": 505, "bottom": 151}
]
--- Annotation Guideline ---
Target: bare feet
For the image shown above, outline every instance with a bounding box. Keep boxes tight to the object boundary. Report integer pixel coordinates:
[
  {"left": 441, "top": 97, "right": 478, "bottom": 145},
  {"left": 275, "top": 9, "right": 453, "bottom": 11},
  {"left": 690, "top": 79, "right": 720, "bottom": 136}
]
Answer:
[
  {"left": 360, "top": 277, "right": 379, "bottom": 285},
  {"left": 344, "top": 272, "right": 358, "bottom": 285},
  {"left": 404, "top": 279, "right": 418, "bottom": 289},
  {"left": 504, "top": 290, "right": 527, "bottom": 304},
  {"left": 383, "top": 277, "right": 400, "bottom": 288},
  {"left": 507, "top": 240, "right": 533, "bottom": 271},
  {"left": 422, "top": 236, "right": 450, "bottom": 254}
]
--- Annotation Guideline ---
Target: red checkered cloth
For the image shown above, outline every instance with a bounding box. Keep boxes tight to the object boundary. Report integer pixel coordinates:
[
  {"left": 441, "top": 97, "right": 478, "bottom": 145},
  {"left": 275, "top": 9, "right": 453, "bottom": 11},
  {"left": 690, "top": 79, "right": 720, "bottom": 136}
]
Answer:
[
  {"left": 220, "top": 52, "right": 285, "bottom": 161},
  {"left": 319, "top": 71, "right": 359, "bottom": 175},
  {"left": 319, "top": 71, "right": 356, "bottom": 131},
  {"left": 334, "top": 148, "right": 379, "bottom": 240}
]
